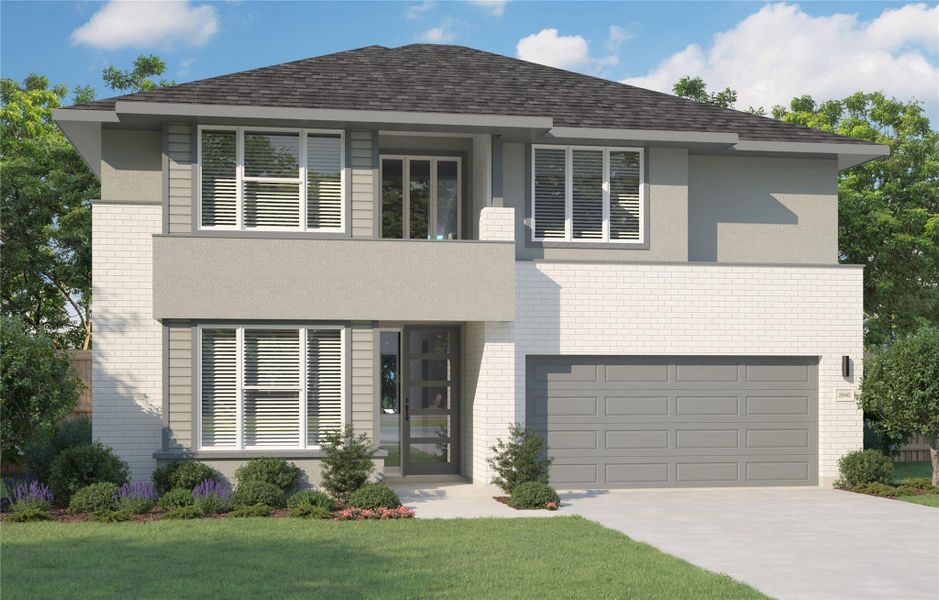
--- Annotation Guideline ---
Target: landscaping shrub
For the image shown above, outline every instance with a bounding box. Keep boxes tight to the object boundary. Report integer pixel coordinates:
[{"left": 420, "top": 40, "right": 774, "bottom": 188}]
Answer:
[
  {"left": 233, "top": 480, "right": 285, "bottom": 508},
  {"left": 10, "top": 480, "right": 54, "bottom": 511},
  {"left": 161, "top": 505, "right": 204, "bottom": 520},
  {"left": 230, "top": 504, "right": 271, "bottom": 518},
  {"left": 152, "top": 461, "right": 223, "bottom": 495},
  {"left": 115, "top": 481, "right": 158, "bottom": 514},
  {"left": 91, "top": 510, "right": 131, "bottom": 523},
  {"left": 192, "top": 479, "right": 233, "bottom": 514},
  {"left": 347, "top": 483, "right": 401, "bottom": 509},
  {"left": 320, "top": 426, "right": 376, "bottom": 502},
  {"left": 22, "top": 418, "right": 92, "bottom": 482},
  {"left": 289, "top": 504, "right": 331, "bottom": 519},
  {"left": 896, "top": 477, "right": 936, "bottom": 490},
  {"left": 853, "top": 482, "right": 899, "bottom": 497},
  {"left": 234, "top": 458, "right": 302, "bottom": 493},
  {"left": 69, "top": 482, "right": 119, "bottom": 514},
  {"left": 6, "top": 507, "right": 51, "bottom": 522},
  {"left": 158, "top": 488, "right": 195, "bottom": 510},
  {"left": 287, "top": 490, "right": 333, "bottom": 511},
  {"left": 508, "top": 481, "right": 561, "bottom": 509},
  {"left": 488, "top": 423, "right": 553, "bottom": 495},
  {"left": 835, "top": 450, "right": 893, "bottom": 488},
  {"left": 48, "top": 442, "right": 129, "bottom": 505}
]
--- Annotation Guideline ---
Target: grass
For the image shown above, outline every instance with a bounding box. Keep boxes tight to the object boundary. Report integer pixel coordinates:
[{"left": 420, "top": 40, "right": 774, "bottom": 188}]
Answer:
[
  {"left": 897, "top": 495, "right": 939, "bottom": 507},
  {"left": 1, "top": 516, "right": 766, "bottom": 599},
  {"left": 890, "top": 461, "right": 931, "bottom": 483}
]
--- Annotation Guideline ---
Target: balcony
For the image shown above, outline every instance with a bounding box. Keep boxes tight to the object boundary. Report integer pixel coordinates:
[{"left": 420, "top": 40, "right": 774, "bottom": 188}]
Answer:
[{"left": 152, "top": 208, "right": 515, "bottom": 322}]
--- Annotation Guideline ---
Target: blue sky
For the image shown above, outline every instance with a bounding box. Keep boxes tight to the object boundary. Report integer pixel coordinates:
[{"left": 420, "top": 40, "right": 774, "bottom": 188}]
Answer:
[{"left": 2, "top": 1, "right": 937, "bottom": 119}]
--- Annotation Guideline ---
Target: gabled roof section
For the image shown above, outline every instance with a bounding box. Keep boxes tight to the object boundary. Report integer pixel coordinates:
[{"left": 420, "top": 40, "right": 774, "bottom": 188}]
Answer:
[{"left": 69, "top": 44, "right": 871, "bottom": 145}]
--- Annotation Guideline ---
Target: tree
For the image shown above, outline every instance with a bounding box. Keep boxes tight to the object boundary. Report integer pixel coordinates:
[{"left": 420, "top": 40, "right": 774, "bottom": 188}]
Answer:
[
  {"left": 0, "top": 76, "right": 98, "bottom": 349},
  {"left": 0, "top": 315, "right": 81, "bottom": 466},
  {"left": 773, "top": 93, "right": 939, "bottom": 347},
  {"left": 859, "top": 327, "right": 939, "bottom": 485},
  {"left": 102, "top": 54, "right": 175, "bottom": 93},
  {"left": 673, "top": 76, "right": 737, "bottom": 109}
]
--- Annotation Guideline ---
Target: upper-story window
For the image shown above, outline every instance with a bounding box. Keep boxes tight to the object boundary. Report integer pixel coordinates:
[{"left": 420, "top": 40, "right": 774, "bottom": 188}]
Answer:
[
  {"left": 531, "top": 145, "right": 644, "bottom": 243},
  {"left": 199, "top": 127, "right": 345, "bottom": 232}
]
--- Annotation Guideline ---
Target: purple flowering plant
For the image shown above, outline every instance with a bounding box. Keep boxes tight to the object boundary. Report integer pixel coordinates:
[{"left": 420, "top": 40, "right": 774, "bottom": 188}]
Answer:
[
  {"left": 192, "top": 479, "right": 232, "bottom": 499},
  {"left": 115, "top": 481, "right": 158, "bottom": 501},
  {"left": 11, "top": 480, "right": 54, "bottom": 511}
]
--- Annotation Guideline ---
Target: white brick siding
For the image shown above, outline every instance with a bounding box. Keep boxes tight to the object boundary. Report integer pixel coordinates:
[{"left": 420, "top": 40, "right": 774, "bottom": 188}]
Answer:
[
  {"left": 478, "top": 207, "right": 515, "bottom": 241},
  {"left": 498, "top": 261, "right": 864, "bottom": 487},
  {"left": 92, "top": 203, "right": 163, "bottom": 481}
]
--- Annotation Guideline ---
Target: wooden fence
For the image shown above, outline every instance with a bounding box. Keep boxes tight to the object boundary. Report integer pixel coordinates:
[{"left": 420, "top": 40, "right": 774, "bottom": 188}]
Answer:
[
  {"left": 896, "top": 433, "right": 932, "bottom": 463},
  {"left": 68, "top": 350, "right": 92, "bottom": 421}
]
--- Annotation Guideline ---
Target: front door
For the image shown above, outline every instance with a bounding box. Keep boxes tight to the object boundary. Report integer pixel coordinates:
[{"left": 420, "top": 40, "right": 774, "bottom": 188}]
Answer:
[{"left": 402, "top": 326, "right": 459, "bottom": 475}]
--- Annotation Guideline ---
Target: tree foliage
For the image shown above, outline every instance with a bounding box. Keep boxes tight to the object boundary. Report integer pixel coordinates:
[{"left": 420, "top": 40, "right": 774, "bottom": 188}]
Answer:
[
  {"left": 0, "top": 76, "right": 98, "bottom": 349},
  {"left": 0, "top": 315, "right": 81, "bottom": 465},
  {"left": 859, "top": 326, "right": 939, "bottom": 485},
  {"left": 102, "top": 54, "right": 175, "bottom": 93},
  {"left": 673, "top": 76, "right": 738, "bottom": 109},
  {"left": 773, "top": 92, "right": 939, "bottom": 346}
]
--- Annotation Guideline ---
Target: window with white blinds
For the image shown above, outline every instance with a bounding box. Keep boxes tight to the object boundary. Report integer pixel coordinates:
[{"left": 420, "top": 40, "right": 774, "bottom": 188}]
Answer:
[
  {"left": 199, "top": 326, "right": 345, "bottom": 450},
  {"left": 531, "top": 145, "right": 644, "bottom": 243},
  {"left": 199, "top": 127, "right": 345, "bottom": 232}
]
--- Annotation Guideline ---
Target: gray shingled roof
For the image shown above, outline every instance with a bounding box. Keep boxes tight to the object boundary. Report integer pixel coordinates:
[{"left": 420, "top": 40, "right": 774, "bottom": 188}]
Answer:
[{"left": 73, "top": 44, "right": 869, "bottom": 145}]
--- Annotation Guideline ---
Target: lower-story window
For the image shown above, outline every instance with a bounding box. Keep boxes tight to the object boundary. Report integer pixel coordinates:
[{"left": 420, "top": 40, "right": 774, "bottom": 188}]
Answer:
[{"left": 199, "top": 326, "right": 345, "bottom": 450}]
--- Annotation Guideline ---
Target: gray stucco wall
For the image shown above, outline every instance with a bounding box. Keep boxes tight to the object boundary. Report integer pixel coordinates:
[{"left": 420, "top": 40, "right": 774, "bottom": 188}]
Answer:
[
  {"left": 100, "top": 129, "right": 162, "bottom": 203},
  {"left": 506, "top": 143, "right": 689, "bottom": 262},
  {"left": 688, "top": 155, "right": 838, "bottom": 263},
  {"left": 152, "top": 235, "right": 515, "bottom": 322}
]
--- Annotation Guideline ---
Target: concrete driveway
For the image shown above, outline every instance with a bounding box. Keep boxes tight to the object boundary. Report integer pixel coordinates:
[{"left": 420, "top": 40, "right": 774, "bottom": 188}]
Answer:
[{"left": 559, "top": 487, "right": 939, "bottom": 600}]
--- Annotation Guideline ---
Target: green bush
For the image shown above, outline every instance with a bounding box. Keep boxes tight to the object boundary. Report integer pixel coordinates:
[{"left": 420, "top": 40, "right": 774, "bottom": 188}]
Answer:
[
  {"left": 896, "top": 477, "right": 935, "bottom": 490},
  {"left": 117, "top": 496, "right": 155, "bottom": 515},
  {"left": 347, "top": 483, "right": 401, "bottom": 509},
  {"left": 91, "top": 510, "right": 131, "bottom": 523},
  {"left": 835, "top": 450, "right": 893, "bottom": 488},
  {"left": 320, "top": 426, "right": 376, "bottom": 502},
  {"left": 289, "top": 504, "right": 331, "bottom": 519},
  {"left": 157, "top": 488, "right": 195, "bottom": 510},
  {"left": 6, "top": 507, "right": 51, "bottom": 522},
  {"left": 48, "top": 442, "right": 129, "bottom": 505},
  {"left": 230, "top": 504, "right": 271, "bottom": 518},
  {"left": 860, "top": 326, "right": 939, "bottom": 486},
  {"left": 194, "top": 494, "right": 233, "bottom": 515},
  {"left": 152, "top": 461, "right": 223, "bottom": 495},
  {"left": 853, "top": 482, "right": 899, "bottom": 497},
  {"left": 161, "top": 505, "right": 204, "bottom": 520},
  {"left": 69, "top": 482, "right": 119, "bottom": 514},
  {"left": 22, "top": 418, "right": 92, "bottom": 482},
  {"left": 233, "top": 480, "right": 285, "bottom": 508},
  {"left": 235, "top": 458, "right": 302, "bottom": 493},
  {"left": 287, "top": 490, "right": 334, "bottom": 511},
  {"left": 0, "top": 316, "right": 81, "bottom": 466},
  {"left": 487, "top": 423, "right": 553, "bottom": 495},
  {"left": 508, "top": 481, "right": 560, "bottom": 509}
]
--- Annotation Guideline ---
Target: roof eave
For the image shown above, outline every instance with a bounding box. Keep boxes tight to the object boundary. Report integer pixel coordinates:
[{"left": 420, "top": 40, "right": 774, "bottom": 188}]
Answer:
[{"left": 732, "top": 140, "right": 891, "bottom": 171}]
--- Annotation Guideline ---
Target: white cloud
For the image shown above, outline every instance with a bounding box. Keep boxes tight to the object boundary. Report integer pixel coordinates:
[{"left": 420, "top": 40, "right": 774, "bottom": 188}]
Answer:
[
  {"left": 71, "top": 1, "right": 218, "bottom": 50},
  {"left": 420, "top": 18, "right": 458, "bottom": 43},
  {"left": 469, "top": 0, "right": 507, "bottom": 17},
  {"left": 406, "top": 1, "right": 436, "bottom": 20},
  {"left": 606, "top": 25, "right": 632, "bottom": 52},
  {"left": 622, "top": 3, "right": 939, "bottom": 115},
  {"left": 516, "top": 28, "right": 619, "bottom": 72}
]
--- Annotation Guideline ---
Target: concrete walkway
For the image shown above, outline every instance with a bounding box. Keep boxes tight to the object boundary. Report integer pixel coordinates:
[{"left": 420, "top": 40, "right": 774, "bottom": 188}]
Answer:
[
  {"left": 560, "top": 487, "right": 939, "bottom": 600},
  {"left": 390, "top": 481, "right": 938, "bottom": 599}
]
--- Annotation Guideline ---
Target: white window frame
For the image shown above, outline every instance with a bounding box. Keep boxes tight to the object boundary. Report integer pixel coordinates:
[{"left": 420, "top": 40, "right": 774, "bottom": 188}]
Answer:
[
  {"left": 530, "top": 144, "right": 645, "bottom": 244},
  {"left": 197, "top": 125, "right": 346, "bottom": 233},
  {"left": 379, "top": 155, "right": 462, "bottom": 240},
  {"left": 196, "top": 324, "right": 347, "bottom": 451}
]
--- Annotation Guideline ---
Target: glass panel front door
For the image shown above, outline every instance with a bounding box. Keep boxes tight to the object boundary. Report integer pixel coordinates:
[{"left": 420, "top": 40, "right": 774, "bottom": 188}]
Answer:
[{"left": 403, "top": 326, "right": 459, "bottom": 475}]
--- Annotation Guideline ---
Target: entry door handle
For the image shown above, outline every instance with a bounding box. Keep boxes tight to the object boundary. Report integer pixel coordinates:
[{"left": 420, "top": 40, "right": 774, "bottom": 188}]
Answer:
[{"left": 405, "top": 397, "right": 410, "bottom": 421}]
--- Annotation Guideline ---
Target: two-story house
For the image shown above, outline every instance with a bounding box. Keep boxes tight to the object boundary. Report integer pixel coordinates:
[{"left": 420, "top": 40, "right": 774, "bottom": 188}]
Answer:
[{"left": 54, "top": 44, "right": 888, "bottom": 489}]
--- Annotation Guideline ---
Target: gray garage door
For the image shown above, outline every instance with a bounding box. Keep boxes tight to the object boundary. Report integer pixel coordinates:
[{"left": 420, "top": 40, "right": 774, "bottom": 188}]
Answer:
[{"left": 526, "top": 356, "right": 818, "bottom": 488}]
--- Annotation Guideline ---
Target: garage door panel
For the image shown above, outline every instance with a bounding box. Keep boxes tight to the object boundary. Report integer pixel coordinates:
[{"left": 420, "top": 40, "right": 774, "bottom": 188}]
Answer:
[{"left": 528, "top": 356, "right": 818, "bottom": 488}]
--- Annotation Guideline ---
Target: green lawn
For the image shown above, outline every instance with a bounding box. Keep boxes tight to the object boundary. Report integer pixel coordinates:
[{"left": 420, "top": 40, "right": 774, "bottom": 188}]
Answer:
[
  {"left": 897, "top": 495, "right": 939, "bottom": 507},
  {"left": 2, "top": 517, "right": 766, "bottom": 600},
  {"left": 890, "top": 461, "right": 932, "bottom": 483}
]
